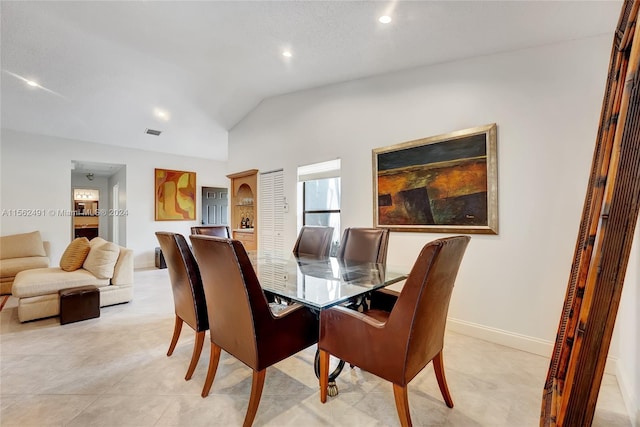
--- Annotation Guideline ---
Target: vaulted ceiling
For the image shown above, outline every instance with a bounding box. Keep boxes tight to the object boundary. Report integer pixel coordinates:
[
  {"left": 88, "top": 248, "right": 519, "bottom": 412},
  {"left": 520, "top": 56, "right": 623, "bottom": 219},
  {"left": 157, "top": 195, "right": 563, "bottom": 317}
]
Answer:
[{"left": 1, "top": 1, "right": 622, "bottom": 161}]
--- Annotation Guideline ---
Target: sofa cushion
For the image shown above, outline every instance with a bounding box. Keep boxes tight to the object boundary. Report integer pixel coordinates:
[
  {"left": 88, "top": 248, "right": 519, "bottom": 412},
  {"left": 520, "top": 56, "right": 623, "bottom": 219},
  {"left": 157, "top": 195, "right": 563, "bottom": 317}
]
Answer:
[
  {"left": 0, "top": 256, "right": 50, "bottom": 278},
  {"left": 0, "top": 231, "right": 46, "bottom": 259},
  {"left": 89, "top": 237, "right": 107, "bottom": 248},
  {"left": 12, "top": 268, "right": 110, "bottom": 298},
  {"left": 111, "top": 248, "right": 134, "bottom": 286},
  {"left": 60, "top": 238, "right": 91, "bottom": 272},
  {"left": 83, "top": 241, "right": 120, "bottom": 279}
]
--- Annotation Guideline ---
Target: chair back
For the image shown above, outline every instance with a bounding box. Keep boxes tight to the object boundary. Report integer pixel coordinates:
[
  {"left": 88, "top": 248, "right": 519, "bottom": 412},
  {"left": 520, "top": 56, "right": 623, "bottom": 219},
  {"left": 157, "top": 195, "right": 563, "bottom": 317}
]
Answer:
[
  {"left": 155, "top": 232, "right": 208, "bottom": 332},
  {"left": 190, "top": 235, "right": 271, "bottom": 369},
  {"left": 191, "top": 225, "right": 231, "bottom": 238},
  {"left": 337, "top": 227, "right": 389, "bottom": 264},
  {"left": 292, "top": 226, "right": 334, "bottom": 257},
  {"left": 388, "top": 236, "right": 470, "bottom": 383}
]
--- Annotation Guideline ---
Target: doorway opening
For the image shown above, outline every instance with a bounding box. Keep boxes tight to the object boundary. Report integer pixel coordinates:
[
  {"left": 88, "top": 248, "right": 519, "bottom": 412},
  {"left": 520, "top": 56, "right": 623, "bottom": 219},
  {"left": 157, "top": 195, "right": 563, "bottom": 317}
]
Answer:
[
  {"left": 71, "top": 161, "right": 126, "bottom": 245},
  {"left": 73, "top": 188, "right": 100, "bottom": 239}
]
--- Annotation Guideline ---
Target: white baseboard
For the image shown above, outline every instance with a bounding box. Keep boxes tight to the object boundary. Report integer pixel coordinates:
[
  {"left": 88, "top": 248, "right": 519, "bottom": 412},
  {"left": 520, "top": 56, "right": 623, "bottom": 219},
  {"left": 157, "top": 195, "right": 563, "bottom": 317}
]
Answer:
[
  {"left": 616, "top": 363, "right": 640, "bottom": 427},
  {"left": 446, "top": 318, "right": 636, "bottom": 420},
  {"left": 446, "top": 317, "right": 618, "bottom": 375}
]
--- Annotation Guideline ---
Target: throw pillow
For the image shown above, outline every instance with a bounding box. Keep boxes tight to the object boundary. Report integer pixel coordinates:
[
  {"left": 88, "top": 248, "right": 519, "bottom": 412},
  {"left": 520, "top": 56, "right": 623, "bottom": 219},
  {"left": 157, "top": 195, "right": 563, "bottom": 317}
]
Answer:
[
  {"left": 59, "top": 237, "right": 91, "bottom": 272},
  {"left": 83, "top": 241, "right": 120, "bottom": 279},
  {"left": 89, "top": 236, "right": 107, "bottom": 248}
]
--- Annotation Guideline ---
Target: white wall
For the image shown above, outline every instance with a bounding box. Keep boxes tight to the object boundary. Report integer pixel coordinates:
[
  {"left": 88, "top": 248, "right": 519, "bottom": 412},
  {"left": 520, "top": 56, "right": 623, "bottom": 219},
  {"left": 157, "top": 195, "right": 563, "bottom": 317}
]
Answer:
[
  {"left": 1, "top": 129, "right": 229, "bottom": 267},
  {"left": 229, "top": 34, "right": 638, "bottom": 417},
  {"left": 617, "top": 221, "right": 640, "bottom": 426},
  {"left": 230, "top": 35, "right": 608, "bottom": 340}
]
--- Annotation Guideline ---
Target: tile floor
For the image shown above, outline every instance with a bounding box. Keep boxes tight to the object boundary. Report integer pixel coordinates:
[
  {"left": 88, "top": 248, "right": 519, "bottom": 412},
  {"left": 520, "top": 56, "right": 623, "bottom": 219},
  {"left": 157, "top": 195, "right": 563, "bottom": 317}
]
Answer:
[{"left": 0, "top": 268, "right": 632, "bottom": 426}]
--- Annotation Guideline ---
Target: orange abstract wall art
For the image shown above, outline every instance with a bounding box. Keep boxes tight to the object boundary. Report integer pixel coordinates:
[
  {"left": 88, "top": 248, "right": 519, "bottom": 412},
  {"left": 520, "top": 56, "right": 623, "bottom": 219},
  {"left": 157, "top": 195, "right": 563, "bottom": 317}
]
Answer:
[{"left": 155, "top": 168, "right": 196, "bottom": 221}]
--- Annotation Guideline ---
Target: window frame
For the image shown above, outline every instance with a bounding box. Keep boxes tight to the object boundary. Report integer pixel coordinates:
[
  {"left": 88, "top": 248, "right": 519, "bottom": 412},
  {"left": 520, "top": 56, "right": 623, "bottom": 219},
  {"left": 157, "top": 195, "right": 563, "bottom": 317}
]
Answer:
[{"left": 301, "top": 178, "right": 341, "bottom": 226}]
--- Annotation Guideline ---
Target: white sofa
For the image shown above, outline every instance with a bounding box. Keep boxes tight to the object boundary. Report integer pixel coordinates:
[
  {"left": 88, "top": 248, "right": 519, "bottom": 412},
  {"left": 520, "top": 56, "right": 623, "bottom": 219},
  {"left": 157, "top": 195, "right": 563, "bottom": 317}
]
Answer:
[
  {"left": 12, "top": 238, "right": 134, "bottom": 322},
  {"left": 0, "top": 231, "right": 51, "bottom": 295}
]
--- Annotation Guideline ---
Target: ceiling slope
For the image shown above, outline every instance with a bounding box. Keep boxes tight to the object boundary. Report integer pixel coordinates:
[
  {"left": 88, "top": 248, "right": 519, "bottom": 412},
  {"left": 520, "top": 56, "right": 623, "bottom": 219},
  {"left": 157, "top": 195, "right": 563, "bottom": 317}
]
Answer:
[{"left": 0, "top": 1, "right": 622, "bottom": 160}]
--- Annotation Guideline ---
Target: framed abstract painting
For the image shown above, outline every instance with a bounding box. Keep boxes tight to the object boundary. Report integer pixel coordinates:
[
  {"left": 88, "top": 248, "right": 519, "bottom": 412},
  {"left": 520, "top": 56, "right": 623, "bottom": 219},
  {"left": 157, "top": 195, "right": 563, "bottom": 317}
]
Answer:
[
  {"left": 373, "top": 124, "right": 498, "bottom": 234},
  {"left": 155, "top": 168, "right": 196, "bottom": 221}
]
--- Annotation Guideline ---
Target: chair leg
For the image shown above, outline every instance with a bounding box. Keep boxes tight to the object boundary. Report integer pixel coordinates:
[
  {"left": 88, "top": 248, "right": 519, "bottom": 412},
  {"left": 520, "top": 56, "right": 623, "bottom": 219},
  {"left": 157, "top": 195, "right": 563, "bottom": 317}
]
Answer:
[
  {"left": 201, "top": 343, "right": 222, "bottom": 398},
  {"left": 185, "top": 330, "right": 206, "bottom": 380},
  {"left": 433, "top": 351, "right": 454, "bottom": 408},
  {"left": 392, "top": 383, "right": 412, "bottom": 427},
  {"left": 167, "top": 316, "right": 183, "bottom": 356},
  {"left": 243, "top": 369, "right": 266, "bottom": 427},
  {"left": 319, "top": 349, "right": 329, "bottom": 403}
]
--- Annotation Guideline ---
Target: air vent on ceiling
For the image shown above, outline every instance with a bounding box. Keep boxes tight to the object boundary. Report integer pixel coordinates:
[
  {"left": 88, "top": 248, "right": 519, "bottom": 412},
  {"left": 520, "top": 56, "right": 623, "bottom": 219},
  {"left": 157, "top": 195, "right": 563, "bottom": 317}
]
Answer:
[{"left": 145, "top": 128, "right": 162, "bottom": 136}]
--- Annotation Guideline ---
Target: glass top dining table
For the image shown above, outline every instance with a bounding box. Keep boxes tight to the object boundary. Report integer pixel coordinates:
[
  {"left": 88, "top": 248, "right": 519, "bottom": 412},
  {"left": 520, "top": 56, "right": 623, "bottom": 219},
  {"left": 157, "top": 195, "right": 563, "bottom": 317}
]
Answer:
[{"left": 248, "top": 250, "right": 407, "bottom": 311}]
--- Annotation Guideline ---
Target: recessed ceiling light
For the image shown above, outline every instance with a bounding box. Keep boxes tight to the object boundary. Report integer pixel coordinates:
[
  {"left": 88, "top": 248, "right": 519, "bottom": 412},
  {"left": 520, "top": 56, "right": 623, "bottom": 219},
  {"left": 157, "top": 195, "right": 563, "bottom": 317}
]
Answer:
[
  {"left": 154, "top": 108, "right": 170, "bottom": 121},
  {"left": 282, "top": 51, "right": 292, "bottom": 58},
  {"left": 3, "top": 70, "right": 66, "bottom": 98},
  {"left": 379, "top": 15, "right": 392, "bottom": 24}
]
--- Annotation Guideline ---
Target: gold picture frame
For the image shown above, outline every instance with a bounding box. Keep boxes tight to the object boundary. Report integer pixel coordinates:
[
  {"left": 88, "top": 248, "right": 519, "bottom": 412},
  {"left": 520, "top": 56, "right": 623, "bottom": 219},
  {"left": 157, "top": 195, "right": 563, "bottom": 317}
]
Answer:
[
  {"left": 373, "top": 124, "right": 498, "bottom": 234},
  {"left": 154, "top": 168, "right": 196, "bottom": 221}
]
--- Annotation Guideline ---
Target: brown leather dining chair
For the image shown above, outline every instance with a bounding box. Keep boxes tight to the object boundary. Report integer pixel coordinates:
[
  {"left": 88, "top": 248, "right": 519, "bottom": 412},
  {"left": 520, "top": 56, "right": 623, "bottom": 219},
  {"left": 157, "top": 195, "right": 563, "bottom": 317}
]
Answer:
[
  {"left": 155, "top": 232, "right": 209, "bottom": 381},
  {"left": 292, "top": 225, "right": 334, "bottom": 257},
  {"left": 190, "top": 225, "right": 231, "bottom": 238},
  {"left": 336, "top": 227, "right": 389, "bottom": 315},
  {"left": 318, "top": 235, "right": 470, "bottom": 427},
  {"left": 336, "top": 227, "right": 390, "bottom": 366},
  {"left": 337, "top": 227, "right": 389, "bottom": 264},
  {"left": 190, "top": 235, "right": 319, "bottom": 427}
]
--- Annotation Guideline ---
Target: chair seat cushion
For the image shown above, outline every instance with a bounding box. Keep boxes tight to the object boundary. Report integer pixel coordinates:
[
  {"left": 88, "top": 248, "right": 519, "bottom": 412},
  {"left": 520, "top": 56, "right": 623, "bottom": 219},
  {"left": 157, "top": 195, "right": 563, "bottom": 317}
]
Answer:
[
  {"left": 13, "top": 268, "right": 109, "bottom": 298},
  {"left": 364, "top": 308, "right": 391, "bottom": 323},
  {"left": 369, "top": 288, "right": 400, "bottom": 312}
]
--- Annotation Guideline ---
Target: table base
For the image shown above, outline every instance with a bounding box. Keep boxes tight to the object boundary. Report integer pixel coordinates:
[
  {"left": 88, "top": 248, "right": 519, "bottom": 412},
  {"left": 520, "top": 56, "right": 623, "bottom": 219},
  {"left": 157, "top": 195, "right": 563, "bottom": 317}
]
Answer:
[{"left": 314, "top": 350, "right": 346, "bottom": 396}]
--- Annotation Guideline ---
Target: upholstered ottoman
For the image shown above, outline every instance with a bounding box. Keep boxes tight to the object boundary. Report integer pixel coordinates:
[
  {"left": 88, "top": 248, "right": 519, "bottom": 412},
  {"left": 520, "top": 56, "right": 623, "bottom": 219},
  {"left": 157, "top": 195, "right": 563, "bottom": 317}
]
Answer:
[{"left": 59, "top": 285, "right": 100, "bottom": 324}]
